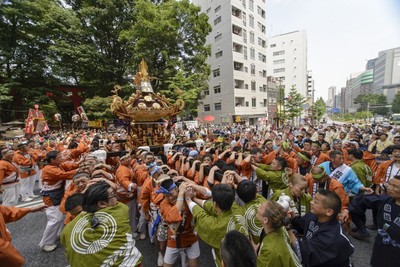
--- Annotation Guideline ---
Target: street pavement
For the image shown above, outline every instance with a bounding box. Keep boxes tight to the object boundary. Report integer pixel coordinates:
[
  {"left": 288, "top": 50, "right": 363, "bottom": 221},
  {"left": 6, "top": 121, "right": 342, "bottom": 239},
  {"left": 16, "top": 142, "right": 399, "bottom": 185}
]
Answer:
[{"left": 5, "top": 196, "right": 376, "bottom": 267}]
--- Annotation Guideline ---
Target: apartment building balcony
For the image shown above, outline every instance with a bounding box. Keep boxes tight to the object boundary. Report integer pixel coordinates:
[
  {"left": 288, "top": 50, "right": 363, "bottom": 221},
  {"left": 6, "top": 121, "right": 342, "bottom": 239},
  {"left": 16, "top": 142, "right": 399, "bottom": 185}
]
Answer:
[
  {"left": 233, "top": 61, "right": 244, "bottom": 71},
  {"left": 232, "top": 24, "right": 242, "bottom": 37},
  {"left": 232, "top": 5, "right": 242, "bottom": 19},
  {"left": 234, "top": 79, "right": 245, "bottom": 90},
  {"left": 235, "top": 97, "right": 245, "bottom": 108},
  {"left": 233, "top": 42, "right": 243, "bottom": 54}
]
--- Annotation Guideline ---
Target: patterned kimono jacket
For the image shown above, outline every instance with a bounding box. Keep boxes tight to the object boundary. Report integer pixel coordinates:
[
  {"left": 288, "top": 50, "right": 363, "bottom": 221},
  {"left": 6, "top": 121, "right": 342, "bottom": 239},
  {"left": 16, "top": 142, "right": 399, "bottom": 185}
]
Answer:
[
  {"left": 191, "top": 201, "right": 247, "bottom": 267},
  {"left": 61, "top": 203, "right": 142, "bottom": 267},
  {"left": 257, "top": 227, "right": 302, "bottom": 267}
]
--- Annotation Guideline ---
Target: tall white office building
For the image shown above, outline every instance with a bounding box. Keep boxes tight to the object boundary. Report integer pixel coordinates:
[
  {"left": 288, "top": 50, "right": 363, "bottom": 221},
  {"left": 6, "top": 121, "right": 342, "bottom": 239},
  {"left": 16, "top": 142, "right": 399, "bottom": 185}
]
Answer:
[
  {"left": 193, "top": 0, "right": 269, "bottom": 125},
  {"left": 372, "top": 47, "right": 400, "bottom": 103},
  {"left": 266, "top": 30, "right": 308, "bottom": 98},
  {"left": 327, "top": 86, "right": 336, "bottom": 108}
]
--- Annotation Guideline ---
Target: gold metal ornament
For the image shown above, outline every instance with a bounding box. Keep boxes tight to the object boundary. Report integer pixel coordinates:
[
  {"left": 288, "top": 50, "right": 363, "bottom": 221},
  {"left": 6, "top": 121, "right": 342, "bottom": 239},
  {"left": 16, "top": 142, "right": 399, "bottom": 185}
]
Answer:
[
  {"left": 110, "top": 59, "right": 185, "bottom": 148},
  {"left": 144, "top": 95, "right": 153, "bottom": 102}
]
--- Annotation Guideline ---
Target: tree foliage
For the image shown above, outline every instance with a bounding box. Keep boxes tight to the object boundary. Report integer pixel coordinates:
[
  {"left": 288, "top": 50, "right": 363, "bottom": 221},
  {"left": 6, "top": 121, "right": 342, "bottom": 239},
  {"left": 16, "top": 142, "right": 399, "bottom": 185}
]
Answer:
[
  {"left": 285, "top": 86, "right": 306, "bottom": 121},
  {"left": 353, "top": 93, "right": 389, "bottom": 115},
  {"left": 83, "top": 96, "right": 113, "bottom": 120},
  {"left": 354, "top": 111, "right": 373, "bottom": 121},
  {"left": 0, "top": 0, "right": 211, "bottom": 120},
  {"left": 0, "top": 83, "right": 13, "bottom": 105},
  {"left": 391, "top": 92, "right": 400, "bottom": 113},
  {"left": 312, "top": 97, "right": 326, "bottom": 123}
]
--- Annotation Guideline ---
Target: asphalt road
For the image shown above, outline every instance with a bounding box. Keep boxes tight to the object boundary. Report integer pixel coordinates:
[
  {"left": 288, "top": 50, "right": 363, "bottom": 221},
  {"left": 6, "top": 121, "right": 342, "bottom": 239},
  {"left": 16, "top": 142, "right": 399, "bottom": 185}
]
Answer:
[{"left": 5, "top": 198, "right": 376, "bottom": 267}]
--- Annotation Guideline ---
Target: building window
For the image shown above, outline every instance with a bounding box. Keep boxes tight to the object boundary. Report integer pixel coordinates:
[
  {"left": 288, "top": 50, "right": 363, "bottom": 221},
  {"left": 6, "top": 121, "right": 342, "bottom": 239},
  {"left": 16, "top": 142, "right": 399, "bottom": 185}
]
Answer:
[
  {"left": 204, "top": 89, "right": 209, "bottom": 96},
  {"left": 213, "top": 68, "right": 220, "bottom": 77},
  {"left": 214, "top": 102, "right": 222, "bottom": 111},
  {"left": 251, "top": 80, "right": 256, "bottom": 91},
  {"left": 246, "top": 101, "right": 249, "bottom": 107},
  {"left": 214, "top": 16, "right": 221, "bottom": 25},
  {"left": 273, "top": 59, "right": 285, "bottom": 64},
  {"left": 244, "top": 66, "right": 248, "bottom": 73},
  {"left": 258, "top": 53, "right": 266, "bottom": 62},
  {"left": 243, "top": 29, "right": 247, "bottom": 43},
  {"left": 252, "top": 98, "right": 256, "bottom": 107},
  {"left": 242, "top": 0, "right": 246, "bottom": 9},
  {"left": 274, "top": 68, "right": 285, "bottom": 73},
  {"left": 243, "top": 46, "right": 247, "bottom": 59},
  {"left": 250, "top": 48, "right": 255, "bottom": 59},
  {"left": 257, "top": 6, "right": 265, "bottom": 18},
  {"left": 258, "top": 37, "right": 265, "bottom": 47},
  {"left": 215, "top": 5, "right": 221, "bottom": 13},
  {"left": 270, "top": 44, "right": 276, "bottom": 48},
  {"left": 249, "top": 0, "right": 254, "bottom": 11},
  {"left": 204, "top": 104, "right": 210, "bottom": 111},
  {"left": 249, "top": 15, "right": 254, "bottom": 28},
  {"left": 273, "top": 50, "right": 285, "bottom": 56},
  {"left": 245, "top": 84, "right": 249, "bottom": 89},
  {"left": 214, "top": 85, "right": 221, "bottom": 94},
  {"left": 215, "top": 51, "right": 223, "bottom": 58},
  {"left": 250, "top": 31, "right": 255, "bottom": 43},
  {"left": 250, "top": 64, "right": 255, "bottom": 75},
  {"left": 242, "top": 12, "right": 246, "bottom": 25},
  {"left": 215, "top": 33, "right": 222, "bottom": 42},
  {"left": 206, "top": 7, "right": 211, "bottom": 14},
  {"left": 259, "top": 86, "right": 263, "bottom": 92}
]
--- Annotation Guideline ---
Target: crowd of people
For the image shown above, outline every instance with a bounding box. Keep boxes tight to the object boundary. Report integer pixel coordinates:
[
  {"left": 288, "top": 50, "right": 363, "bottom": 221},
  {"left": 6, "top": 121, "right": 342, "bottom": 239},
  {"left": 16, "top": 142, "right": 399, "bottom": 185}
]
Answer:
[{"left": 1, "top": 121, "right": 400, "bottom": 267}]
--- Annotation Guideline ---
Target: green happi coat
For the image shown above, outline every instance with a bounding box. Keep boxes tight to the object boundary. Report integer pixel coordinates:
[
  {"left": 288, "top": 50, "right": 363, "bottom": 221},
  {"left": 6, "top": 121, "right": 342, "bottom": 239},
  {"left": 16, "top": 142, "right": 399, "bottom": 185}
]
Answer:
[
  {"left": 192, "top": 201, "right": 248, "bottom": 267},
  {"left": 271, "top": 188, "right": 312, "bottom": 217},
  {"left": 350, "top": 159, "right": 372, "bottom": 187},
  {"left": 241, "top": 194, "right": 266, "bottom": 244},
  {"left": 256, "top": 164, "right": 288, "bottom": 191},
  {"left": 257, "top": 227, "right": 302, "bottom": 267},
  {"left": 61, "top": 203, "right": 142, "bottom": 267}
]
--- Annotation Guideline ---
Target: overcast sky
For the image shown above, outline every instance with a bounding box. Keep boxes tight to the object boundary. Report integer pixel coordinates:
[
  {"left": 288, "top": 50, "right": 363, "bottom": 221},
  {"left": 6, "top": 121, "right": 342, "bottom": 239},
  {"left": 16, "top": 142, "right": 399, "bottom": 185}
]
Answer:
[{"left": 266, "top": 0, "right": 400, "bottom": 100}]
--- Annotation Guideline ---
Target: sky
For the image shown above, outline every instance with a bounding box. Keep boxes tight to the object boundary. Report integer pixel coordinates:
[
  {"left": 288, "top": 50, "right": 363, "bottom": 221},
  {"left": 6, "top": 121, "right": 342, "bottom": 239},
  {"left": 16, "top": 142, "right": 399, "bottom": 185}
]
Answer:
[{"left": 266, "top": 0, "right": 400, "bottom": 100}]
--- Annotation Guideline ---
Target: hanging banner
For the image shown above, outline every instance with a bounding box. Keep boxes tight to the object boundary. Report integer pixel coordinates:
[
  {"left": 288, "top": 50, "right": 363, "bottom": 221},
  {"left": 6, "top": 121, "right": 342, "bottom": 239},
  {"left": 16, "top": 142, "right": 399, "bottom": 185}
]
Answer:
[{"left": 77, "top": 106, "right": 89, "bottom": 122}]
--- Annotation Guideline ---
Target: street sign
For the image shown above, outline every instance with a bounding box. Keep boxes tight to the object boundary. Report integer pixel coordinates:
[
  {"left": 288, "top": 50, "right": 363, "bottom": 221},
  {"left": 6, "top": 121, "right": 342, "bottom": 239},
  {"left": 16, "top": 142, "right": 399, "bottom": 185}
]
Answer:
[{"left": 331, "top": 108, "right": 340, "bottom": 114}]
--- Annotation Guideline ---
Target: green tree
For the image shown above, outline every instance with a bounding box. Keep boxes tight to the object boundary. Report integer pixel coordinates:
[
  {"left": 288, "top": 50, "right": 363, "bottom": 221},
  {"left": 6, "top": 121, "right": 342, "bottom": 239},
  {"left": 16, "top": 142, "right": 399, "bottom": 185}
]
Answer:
[
  {"left": 0, "top": 83, "right": 13, "bottom": 105},
  {"left": 353, "top": 93, "right": 389, "bottom": 115},
  {"left": 0, "top": 0, "right": 76, "bottom": 117},
  {"left": 355, "top": 111, "right": 373, "bottom": 122},
  {"left": 312, "top": 97, "right": 326, "bottom": 123},
  {"left": 391, "top": 92, "right": 400, "bottom": 113},
  {"left": 41, "top": 100, "right": 58, "bottom": 125},
  {"left": 60, "top": 0, "right": 211, "bottom": 115},
  {"left": 276, "top": 86, "right": 287, "bottom": 126},
  {"left": 1, "top": 0, "right": 211, "bottom": 119},
  {"left": 83, "top": 96, "right": 113, "bottom": 120},
  {"left": 121, "top": 0, "right": 211, "bottom": 115},
  {"left": 285, "top": 86, "right": 305, "bottom": 123}
]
